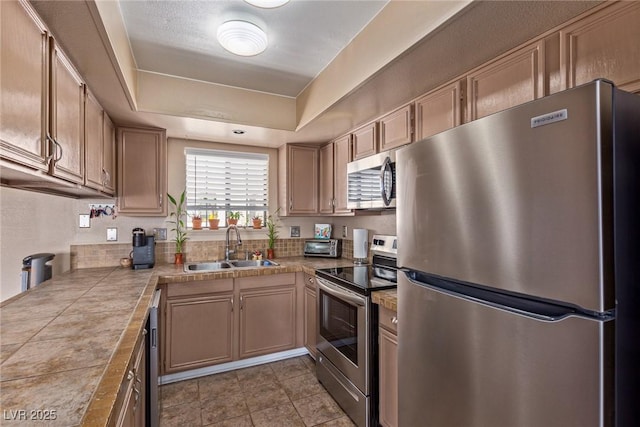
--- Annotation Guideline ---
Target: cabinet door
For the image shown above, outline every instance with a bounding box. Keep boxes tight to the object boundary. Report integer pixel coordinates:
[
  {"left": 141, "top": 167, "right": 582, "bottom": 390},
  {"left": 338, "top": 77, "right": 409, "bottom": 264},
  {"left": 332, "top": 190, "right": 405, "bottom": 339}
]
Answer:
[
  {"left": 239, "top": 285, "right": 296, "bottom": 359},
  {"left": 379, "top": 104, "right": 413, "bottom": 151},
  {"left": 467, "top": 40, "right": 545, "bottom": 121},
  {"left": 319, "top": 143, "right": 334, "bottom": 214},
  {"left": 116, "top": 333, "right": 146, "bottom": 427},
  {"left": 333, "top": 134, "right": 352, "bottom": 214},
  {"left": 286, "top": 145, "right": 318, "bottom": 215},
  {"left": 304, "top": 284, "right": 317, "bottom": 358},
  {"left": 415, "top": 81, "right": 463, "bottom": 140},
  {"left": 560, "top": 2, "right": 640, "bottom": 93},
  {"left": 165, "top": 293, "right": 234, "bottom": 373},
  {"left": 379, "top": 325, "right": 398, "bottom": 427},
  {"left": 84, "top": 90, "right": 104, "bottom": 191},
  {"left": 352, "top": 122, "right": 377, "bottom": 160},
  {"left": 50, "top": 41, "right": 85, "bottom": 183},
  {"left": 0, "top": 0, "right": 49, "bottom": 171},
  {"left": 117, "top": 127, "right": 167, "bottom": 216},
  {"left": 102, "top": 114, "right": 116, "bottom": 195}
]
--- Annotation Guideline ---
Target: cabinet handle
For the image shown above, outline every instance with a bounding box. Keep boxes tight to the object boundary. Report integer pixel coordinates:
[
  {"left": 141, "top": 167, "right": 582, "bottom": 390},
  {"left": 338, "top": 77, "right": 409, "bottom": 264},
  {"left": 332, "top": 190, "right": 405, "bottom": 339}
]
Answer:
[
  {"left": 240, "top": 295, "right": 243, "bottom": 310},
  {"left": 289, "top": 199, "right": 293, "bottom": 211},
  {"left": 230, "top": 297, "right": 234, "bottom": 312},
  {"left": 45, "top": 134, "right": 56, "bottom": 163},
  {"left": 127, "top": 370, "right": 134, "bottom": 381},
  {"left": 159, "top": 194, "right": 163, "bottom": 208},
  {"left": 52, "top": 138, "right": 63, "bottom": 162},
  {"left": 308, "top": 277, "right": 314, "bottom": 284},
  {"left": 391, "top": 316, "right": 398, "bottom": 325}
]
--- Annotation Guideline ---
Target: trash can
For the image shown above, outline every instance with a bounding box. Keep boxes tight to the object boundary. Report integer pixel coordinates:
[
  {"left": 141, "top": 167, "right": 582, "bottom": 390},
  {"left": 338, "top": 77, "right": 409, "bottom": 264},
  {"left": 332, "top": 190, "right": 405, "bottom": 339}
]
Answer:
[{"left": 21, "top": 253, "right": 55, "bottom": 292}]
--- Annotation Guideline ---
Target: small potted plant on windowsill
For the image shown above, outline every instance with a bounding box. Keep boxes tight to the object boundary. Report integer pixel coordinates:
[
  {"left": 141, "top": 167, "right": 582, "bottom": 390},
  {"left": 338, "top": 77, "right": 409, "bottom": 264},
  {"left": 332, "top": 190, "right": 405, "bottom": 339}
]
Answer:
[
  {"left": 192, "top": 214, "right": 202, "bottom": 230},
  {"left": 265, "top": 208, "right": 280, "bottom": 259},
  {"left": 227, "top": 211, "right": 240, "bottom": 226},
  {"left": 167, "top": 190, "right": 188, "bottom": 264},
  {"left": 252, "top": 215, "right": 262, "bottom": 229},
  {"left": 208, "top": 212, "right": 219, "bottom": 230}
]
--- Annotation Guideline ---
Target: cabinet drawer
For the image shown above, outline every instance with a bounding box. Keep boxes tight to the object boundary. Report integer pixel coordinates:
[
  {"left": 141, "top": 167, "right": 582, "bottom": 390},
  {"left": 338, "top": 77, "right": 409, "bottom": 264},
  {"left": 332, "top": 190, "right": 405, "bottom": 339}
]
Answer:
[
  {"left": 166, "top": 278, "right": 233, "bottom": 298},
  {"left": 379, "top": 306, "right": 398, "bottom": 335}
]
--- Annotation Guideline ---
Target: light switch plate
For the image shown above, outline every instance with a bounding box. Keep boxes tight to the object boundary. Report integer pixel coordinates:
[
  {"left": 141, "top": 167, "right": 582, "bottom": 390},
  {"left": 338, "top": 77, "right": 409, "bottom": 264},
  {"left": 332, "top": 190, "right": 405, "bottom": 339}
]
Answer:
[
  {"left": 106, "top": 227, "right": 118, "bottom": 241},
  {"left": 154, "top": 228, "right": 167, "bottom": 241},
  {"left": 342, "top": 225, "right": 348, "bottom": 238},
  {"left": 79, "top": 214, "right": 90, "bottom": 228}
]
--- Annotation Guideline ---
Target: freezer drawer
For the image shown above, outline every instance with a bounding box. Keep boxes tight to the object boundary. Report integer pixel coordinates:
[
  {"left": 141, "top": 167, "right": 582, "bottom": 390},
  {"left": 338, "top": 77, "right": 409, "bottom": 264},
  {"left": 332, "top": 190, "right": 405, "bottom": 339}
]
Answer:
[{"left": 398, "top": 274, "right": 614, "bottom": 427}]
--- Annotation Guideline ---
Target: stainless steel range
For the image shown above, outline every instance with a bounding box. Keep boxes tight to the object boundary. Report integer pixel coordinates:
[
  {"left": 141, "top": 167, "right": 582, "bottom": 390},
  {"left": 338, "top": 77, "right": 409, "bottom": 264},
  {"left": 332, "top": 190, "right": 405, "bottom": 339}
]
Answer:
[{"left": 315, "top": 235, "right": 398, "bottom": 427}]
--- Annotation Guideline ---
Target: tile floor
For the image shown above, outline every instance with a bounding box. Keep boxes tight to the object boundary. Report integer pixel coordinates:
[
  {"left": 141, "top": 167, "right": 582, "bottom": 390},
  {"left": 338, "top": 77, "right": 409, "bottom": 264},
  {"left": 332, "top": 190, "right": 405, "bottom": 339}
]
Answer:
[{"left": 159, "top": 355, "right": 356, "bottom": 426}]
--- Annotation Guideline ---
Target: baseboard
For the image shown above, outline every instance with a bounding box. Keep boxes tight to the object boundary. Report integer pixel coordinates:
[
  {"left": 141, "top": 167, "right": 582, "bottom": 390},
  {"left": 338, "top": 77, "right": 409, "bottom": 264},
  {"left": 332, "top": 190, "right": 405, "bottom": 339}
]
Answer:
[{"left": 159, "top": 347, "right": 310, "bottom": 385}]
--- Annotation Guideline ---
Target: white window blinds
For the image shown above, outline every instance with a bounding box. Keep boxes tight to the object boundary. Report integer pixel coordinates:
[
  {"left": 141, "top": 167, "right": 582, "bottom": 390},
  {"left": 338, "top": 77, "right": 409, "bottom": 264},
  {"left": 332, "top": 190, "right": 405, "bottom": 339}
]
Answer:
[{"left": 185, "top": 148, "right": 269, "bottom": 216}]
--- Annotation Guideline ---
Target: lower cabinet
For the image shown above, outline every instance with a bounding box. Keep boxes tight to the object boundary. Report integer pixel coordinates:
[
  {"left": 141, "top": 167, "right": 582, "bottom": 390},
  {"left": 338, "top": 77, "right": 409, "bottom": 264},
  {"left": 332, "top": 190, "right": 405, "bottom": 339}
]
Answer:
[
  {"left": 161, "top": 273, "right": 302, "bottom": 375},
  {"left": 116, "top": 330, "right": 146, "bottom": 427},
  {"left": 378, "top": 306, "right": 398, "bottom": 427},
  {"left": 303, "top": 274, "right": 317, "bottom": 358},
  {"left": 162, "top": 279, "right": 234, "bottom": 374},
  {"left": 237, "top": 273, "right": 298, "bottom": 359}
]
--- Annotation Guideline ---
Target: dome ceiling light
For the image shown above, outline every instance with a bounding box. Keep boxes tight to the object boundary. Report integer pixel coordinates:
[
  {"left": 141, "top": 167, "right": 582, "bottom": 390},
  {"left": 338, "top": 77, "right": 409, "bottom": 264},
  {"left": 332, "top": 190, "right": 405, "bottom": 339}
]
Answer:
[
  {"left": 217, "top": 20, "right": 268, "bottom": 57},
  {"left": 244, "top": 0, "right": 290, "bottom": 8}
]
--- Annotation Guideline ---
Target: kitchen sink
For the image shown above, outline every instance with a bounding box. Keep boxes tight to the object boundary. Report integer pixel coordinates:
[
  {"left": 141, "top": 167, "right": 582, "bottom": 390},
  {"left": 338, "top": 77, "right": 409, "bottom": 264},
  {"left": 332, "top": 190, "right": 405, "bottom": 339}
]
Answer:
[
  {"left": 183, "top": 261, "right": 233, "bottom": 272},
  {"left": 229, "top": 259, "right": 279, "bottom": 268},
  {"left": 183, "top": 259, "right": 279, "bottom": 272}
]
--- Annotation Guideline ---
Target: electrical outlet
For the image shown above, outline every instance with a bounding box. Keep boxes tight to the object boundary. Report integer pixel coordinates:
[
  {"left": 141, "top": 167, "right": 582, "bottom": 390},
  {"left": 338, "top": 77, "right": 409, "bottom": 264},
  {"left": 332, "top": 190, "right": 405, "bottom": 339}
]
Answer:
[
  {"left": 342, "top": 225, "right": 348, "bottom": 238},
  {"left": 154, "top": 228, "right": 167, "bottom": 240},
  {"left": 107, "top": 227, "right": 118, "bottom": 241},
  {"left": 290, "top": 226, "right": 300, "bottom": 237}
]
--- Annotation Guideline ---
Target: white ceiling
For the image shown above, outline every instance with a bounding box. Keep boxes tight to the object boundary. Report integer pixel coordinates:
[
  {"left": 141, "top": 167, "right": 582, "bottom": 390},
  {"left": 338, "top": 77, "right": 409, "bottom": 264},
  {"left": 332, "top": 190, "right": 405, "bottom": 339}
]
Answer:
[
  {"left": 29, "top": 0, "right": 602, "bottom": 148},
  {"left": 119, "top": 0, "right": 388, "bottom": 98}
]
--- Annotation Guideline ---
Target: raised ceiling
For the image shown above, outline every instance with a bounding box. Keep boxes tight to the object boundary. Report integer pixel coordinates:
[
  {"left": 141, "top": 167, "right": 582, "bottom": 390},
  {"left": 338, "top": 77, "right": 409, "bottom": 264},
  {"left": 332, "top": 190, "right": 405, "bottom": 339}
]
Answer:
[{"left": 29, "top": 0, "right": 601, "bottom": 147}]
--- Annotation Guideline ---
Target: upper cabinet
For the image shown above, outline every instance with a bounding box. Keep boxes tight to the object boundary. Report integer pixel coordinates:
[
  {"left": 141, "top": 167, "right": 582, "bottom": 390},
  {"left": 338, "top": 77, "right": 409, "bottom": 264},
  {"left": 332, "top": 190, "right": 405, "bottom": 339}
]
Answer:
[
  {"left": 117, "top": 127, "right": 167, "bottom": 216},
  {"left": 379, "top": 103, "right": 414, "bottom": 151},
  {"left": 560, "top": 1, "right": 640, "bottom": 94},
  {"left": 278, "top": 144, "right": 319, "bottom": 216},
  {"left": 467, "top": 40, "right": 545, "bottom": 121},
  {"left": 49, "top": 40, "right": 85, "bottom": 184},
  {"left": 0, "top": 0, "right": 49, "bottom": 171},
  {"left": 414, "top": 81, "right": 463, "bottom": 141},
  {"left": 85, "top": 90, "right": 116, "bottom": 195},
  {"left": 102, "top": 114, "right": 116, "bottom": 195},
  {"left": 319, "top": 134, "right": 352, "bottom": 215},
  {"left": 352, "top": 122, "right": 378, "bottom": 160}
]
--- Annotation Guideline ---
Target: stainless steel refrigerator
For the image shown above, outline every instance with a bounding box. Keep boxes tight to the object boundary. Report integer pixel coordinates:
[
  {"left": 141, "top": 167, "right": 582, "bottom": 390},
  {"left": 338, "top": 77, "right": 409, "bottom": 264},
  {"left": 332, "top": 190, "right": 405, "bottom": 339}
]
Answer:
[{"left": 396, "top": 80, "right": 640, "bottom": 427}]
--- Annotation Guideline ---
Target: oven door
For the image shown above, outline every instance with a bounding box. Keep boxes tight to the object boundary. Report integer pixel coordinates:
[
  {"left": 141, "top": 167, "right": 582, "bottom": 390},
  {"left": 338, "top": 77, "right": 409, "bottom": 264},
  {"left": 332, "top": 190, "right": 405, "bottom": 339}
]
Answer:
[{"left": 316, "top": 277, "right": 369, "bottom": 393}]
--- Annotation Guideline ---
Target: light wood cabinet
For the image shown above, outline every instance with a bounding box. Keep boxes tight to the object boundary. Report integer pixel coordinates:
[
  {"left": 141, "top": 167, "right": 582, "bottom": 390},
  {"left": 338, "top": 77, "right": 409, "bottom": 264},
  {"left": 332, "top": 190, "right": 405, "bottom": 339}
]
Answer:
[
  {"left": 0, "top": 0, "right": 50, "bottom": 171},
  {"left": 116, "top": 330, "right": 146, "bottom": 427},
  {"left": 414, "top": 81, "right": 463, "bottom": 140},
  {"left": 352, "top": 122, "right": 378, "bottom": 160},
  {"left": 379, "top": 104, "right": 414, "bottom": 151},
  {"left": 163, "top": 279, "right": 234, "bottom": 374},
  {"left": 319, "top": 135, "right": 352, "bottom": 215},
  {"left": 85, "top": 90, "right": 115, "bottom": 195},
  {"left": 278, "top": 144, "right": 319, "bottom": 215},
  {"left": 560, "top": 1, "right": 640, "bottom": 94},
  {"left": 303, "top": 274, "right": 317, "bottom": 358},
  {"left": 49, "top": 40, "right": 85, "bottom": 183},
  {"left": 467, "top": 40, "right": 545, "bottom": 121},
  {"left": 237, "top": 273, "right": 297, "bottom": 359},
  {"left": 378, "top": 306, "right": 398, "bottom": 427},
  {"left": 117, "top": 126, "right": 167, "bottom": 216}
]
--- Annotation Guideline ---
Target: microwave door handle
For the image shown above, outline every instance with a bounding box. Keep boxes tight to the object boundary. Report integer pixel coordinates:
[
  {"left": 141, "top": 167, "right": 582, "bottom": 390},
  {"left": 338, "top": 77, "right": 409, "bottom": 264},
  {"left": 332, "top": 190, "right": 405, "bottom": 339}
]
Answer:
[
  {"left": 380, "top": 156, "right": 393, "bottom": 206},
  {"left": 317, "top": 279, "right": 366, "bottom": 307}
]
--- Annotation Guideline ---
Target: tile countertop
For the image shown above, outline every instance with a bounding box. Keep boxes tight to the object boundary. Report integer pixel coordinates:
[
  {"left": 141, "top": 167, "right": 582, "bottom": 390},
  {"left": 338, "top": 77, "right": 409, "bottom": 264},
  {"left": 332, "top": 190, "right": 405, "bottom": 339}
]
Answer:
[
  {"left": 0, "top": 256, "right": 353, "bottom": 427},
  {"left": 372, "top": 289, "right": 398, "bottom": 312}
]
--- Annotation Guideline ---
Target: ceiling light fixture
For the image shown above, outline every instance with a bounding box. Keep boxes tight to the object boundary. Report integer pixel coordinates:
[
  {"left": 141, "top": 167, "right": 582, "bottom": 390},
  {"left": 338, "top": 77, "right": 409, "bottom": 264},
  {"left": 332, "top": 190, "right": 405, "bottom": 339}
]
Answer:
[
  {"left": 217, "top": 20, "right": 268, "bottom": 57},
  {"left": 244, "top": 0, "right": 290, "bottom": 9}
]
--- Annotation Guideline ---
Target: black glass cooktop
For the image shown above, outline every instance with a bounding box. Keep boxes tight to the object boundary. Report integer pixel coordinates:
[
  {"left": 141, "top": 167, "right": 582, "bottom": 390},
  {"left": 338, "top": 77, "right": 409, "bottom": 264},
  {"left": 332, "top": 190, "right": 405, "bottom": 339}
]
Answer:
[{"left": 315, "top": 263, "right": 398, "bottom": 295}]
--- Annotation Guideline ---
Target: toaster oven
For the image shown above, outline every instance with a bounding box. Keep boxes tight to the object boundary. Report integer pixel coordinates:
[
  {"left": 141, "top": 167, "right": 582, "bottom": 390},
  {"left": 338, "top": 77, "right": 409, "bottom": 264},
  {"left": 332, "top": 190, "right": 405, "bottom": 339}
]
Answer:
[{"left": 304, "top": 239, "right": 342, "bottom": 258}]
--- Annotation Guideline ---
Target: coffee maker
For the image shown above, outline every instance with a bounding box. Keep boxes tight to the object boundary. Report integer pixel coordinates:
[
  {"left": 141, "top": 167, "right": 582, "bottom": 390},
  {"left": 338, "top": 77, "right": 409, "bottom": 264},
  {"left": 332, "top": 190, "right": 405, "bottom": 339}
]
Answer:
[{"left": 131, "top": 227, "right": 155, "bottom": 269}]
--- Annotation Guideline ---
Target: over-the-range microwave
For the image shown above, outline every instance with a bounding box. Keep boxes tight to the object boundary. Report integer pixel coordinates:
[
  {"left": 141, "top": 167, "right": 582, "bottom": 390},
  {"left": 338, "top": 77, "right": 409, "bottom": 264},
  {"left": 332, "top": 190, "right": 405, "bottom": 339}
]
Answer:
[{"left": 347, "top": 149, "right": 397, "bottom": 209}]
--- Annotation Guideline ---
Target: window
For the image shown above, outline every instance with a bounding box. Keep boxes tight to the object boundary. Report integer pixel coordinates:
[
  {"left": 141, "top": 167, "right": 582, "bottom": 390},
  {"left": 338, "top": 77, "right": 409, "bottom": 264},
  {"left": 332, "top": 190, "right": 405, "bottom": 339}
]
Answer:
[{"left": 185, "top": 148, "right": 269, "bottom": 228}]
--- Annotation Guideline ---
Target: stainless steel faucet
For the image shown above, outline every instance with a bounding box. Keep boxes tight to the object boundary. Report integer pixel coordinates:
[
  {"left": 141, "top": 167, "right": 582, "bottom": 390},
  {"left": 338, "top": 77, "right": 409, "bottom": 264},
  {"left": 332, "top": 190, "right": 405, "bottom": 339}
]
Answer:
[{"left": 225, "top": 225, "right": 243, "bottom": 260}]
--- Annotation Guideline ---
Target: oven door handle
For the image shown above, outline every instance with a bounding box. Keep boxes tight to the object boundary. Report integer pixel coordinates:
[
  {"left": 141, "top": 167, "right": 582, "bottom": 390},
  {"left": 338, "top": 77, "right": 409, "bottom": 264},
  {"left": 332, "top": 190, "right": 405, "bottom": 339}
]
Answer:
[{"left": 317, "top": 278, "right": 366, "bottom": 307}]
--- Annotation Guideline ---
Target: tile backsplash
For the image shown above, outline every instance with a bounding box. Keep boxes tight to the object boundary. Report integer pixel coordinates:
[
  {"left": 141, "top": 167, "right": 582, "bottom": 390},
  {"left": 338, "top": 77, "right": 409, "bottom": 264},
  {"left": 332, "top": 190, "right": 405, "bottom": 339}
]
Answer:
[{"left": 72, "top": 238, "right": 355, "bottom": 269}]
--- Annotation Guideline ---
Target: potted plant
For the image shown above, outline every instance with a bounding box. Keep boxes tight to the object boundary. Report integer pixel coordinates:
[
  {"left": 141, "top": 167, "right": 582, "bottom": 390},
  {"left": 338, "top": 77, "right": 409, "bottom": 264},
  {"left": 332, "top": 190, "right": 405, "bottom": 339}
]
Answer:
[
  {"left": 227, "top": 211, "right": 240, "bottom": 226},
  {"left": 252, "top": 215, "right": 263, "bottom": 229},
  {"left": 208, "top": 212, "right": 219, "bottom": 230},
  {"left": 192, "top": 214, "right": 202, "bottom": 230},
  {"left": 265, "top": 208, "right": 280, "bottom": 259},
  {"left": 167, "top": 190, "right": 189, "bottom": 264}
]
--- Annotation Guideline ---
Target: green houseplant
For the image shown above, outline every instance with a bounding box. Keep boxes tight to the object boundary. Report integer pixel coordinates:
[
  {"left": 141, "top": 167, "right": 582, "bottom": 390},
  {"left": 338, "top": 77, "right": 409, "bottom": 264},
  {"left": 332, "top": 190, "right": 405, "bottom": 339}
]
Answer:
[
  {"left": 227, "top": 211, "right": 241, "bottom": 226},
  {"left": 265, "top": 208, "right": 280, "bottom": 259},
  {"left": 167, "top": 190, "right": 188, "bottom": 264}
]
